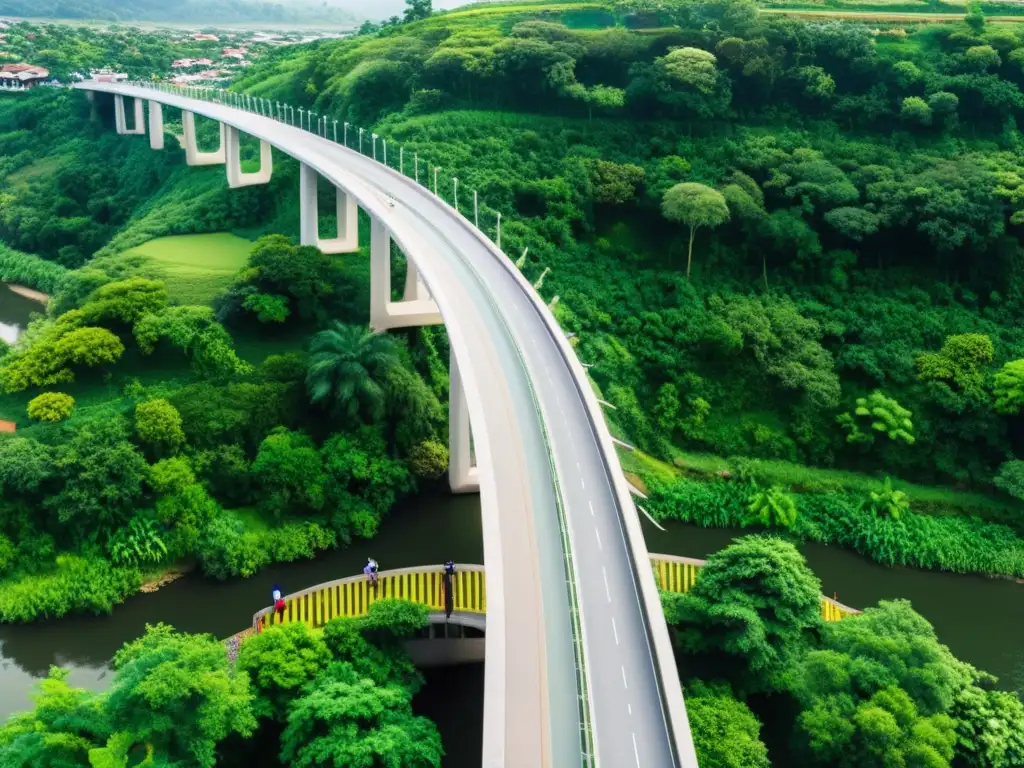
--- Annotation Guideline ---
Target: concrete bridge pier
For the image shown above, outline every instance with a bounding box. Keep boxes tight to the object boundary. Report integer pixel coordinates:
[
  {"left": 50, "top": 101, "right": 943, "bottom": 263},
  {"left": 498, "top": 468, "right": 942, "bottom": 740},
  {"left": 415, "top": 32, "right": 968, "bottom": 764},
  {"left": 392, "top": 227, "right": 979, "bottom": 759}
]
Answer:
[
  {"left": 148, "top": 101, "right": 164, "bottom": 150},
  {"left": 368, "top": 215, "right": 443, "bottom": 332},
  {"left": 298, "top": 162, "right": 358, "bottom": 253},
  {"left": 449, "top": 348, "right": 480, "bottom": 493},
  {"left": 114, "top": 95, "right": 144, "bottom": 136},
  {"left": 182, "top": 111, "right": 225, "bottom": 166},
  {"left": 225, "top": 125, "right": 272, "bottom": 187}
]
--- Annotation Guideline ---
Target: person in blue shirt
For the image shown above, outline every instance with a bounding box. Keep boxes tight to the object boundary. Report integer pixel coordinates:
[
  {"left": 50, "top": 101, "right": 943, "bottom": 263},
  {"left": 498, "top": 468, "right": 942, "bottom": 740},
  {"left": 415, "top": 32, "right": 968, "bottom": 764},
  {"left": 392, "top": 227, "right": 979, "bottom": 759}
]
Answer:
[{"left": 364, "top": 558, "right": 379, "bottom": 586}]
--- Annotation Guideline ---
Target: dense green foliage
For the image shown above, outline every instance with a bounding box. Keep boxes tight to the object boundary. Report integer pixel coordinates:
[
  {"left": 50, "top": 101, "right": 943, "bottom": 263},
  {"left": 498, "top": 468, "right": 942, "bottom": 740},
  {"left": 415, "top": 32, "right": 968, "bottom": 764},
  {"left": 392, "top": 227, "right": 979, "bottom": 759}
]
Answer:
[
  {"left": 237, "top": 0, "right": 1024, "bottom": 504},
  {"left": 0, "top": 603, "right": 443, "bottom": 767},
  {"left": 664, "top": 537, "right": 1024, "bottom": 767},
  {"left": 649, "top": 472, "right": 1024, "bottom": 576}
]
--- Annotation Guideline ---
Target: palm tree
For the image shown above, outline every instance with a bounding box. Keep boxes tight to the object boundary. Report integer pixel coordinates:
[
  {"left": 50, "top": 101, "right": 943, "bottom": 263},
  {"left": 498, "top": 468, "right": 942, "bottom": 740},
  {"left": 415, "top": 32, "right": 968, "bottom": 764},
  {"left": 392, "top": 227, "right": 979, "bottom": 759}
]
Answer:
[{"left": 306, "top": 322, "right": 400, "bottom": 421}]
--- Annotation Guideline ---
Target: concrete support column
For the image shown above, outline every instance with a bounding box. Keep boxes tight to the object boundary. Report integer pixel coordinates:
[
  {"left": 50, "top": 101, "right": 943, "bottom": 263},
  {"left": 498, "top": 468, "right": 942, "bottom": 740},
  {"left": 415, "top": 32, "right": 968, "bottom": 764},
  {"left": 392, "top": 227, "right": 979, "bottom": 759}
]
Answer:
[
  {"left": 403, "top": 257, "right": 430, "bottom": 302},
  {"left": 368, "top": 216, "right": 443, "bottom": 332},
  {"left": 449, "top": 347, "right": 480, "bottom": 493},
  {"left": 297, "top": 162, "right": 358, "bottom": 253},
  {"left": 299, "top": 162, "right": 320, "bottom": 248},
  {"left": 225, "top": 125, "right": 272, "bottom": 188},
  {"left": 369, "top": 216, "right": 391, "bottom": 331},
  {"left": 148, "top": 101, "right": 164, "bottom": 150},
  {"left": 114, "top": 95, "right": 144, "bottom": 135},
  {"left": 182, "top": 111, "right": 225, "bottom": 166}
]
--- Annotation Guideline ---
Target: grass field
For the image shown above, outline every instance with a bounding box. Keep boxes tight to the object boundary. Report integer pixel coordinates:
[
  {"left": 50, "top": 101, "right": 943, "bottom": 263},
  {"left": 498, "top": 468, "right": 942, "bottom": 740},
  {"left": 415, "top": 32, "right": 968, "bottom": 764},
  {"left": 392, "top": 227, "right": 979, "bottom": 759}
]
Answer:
[{"left": 125, "top": 232, "right": 253, "bottom": 306}]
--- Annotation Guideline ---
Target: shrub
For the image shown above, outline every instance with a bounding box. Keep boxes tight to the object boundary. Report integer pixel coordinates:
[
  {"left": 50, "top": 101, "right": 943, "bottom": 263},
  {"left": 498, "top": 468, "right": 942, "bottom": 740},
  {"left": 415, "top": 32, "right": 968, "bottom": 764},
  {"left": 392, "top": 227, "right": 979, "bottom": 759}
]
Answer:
[
  {"left": 408, "top": 439, "right": 448, "bottom": 479},
  {"left": 107, "top": 517, "right": 168, "bottom": 567},
  {"left": 0, "top": 555, "right": 141, "bottom": 622},
  {"left": 135, "top": 398, "right": 185, "bottom": 455},
  {"left": 26, "top": 392, "right": 75, "bottom": 423}
]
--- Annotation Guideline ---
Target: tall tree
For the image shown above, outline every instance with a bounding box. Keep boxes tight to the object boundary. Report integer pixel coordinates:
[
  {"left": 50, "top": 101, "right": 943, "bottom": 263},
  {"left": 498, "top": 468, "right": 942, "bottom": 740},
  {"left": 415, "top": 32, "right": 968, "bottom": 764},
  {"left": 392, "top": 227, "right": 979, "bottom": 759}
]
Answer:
[
  {"left": 306, "top": 322, "right": 400, "bottom": 422},
  {"left": 661, "top": 182, "right": 730, "bottom": 278}
]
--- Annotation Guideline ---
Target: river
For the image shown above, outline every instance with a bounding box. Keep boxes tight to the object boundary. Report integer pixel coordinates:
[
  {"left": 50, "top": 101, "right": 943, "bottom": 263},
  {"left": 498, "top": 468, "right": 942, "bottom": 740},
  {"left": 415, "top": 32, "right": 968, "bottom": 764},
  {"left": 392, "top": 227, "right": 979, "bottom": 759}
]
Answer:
[
  {"left": 0, "top": 282, "right": 38, "bottom": 344},
  {"left": 0, "top": 490, "right": 1022, "bottom": 761}
]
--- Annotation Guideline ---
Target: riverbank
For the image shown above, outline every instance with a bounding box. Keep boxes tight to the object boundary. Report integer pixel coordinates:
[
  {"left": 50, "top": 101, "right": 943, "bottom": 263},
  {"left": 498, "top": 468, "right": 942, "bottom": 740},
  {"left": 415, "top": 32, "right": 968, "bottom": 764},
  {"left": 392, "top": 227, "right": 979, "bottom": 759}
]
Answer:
[
  {"left": 4, "top": 283, "right": 48, "bottom": 304},
  {"left": 0, "top": 491, "right": 485, "bottom": 719},
  {"left": 625, "top": 449, "right": 1024, "bottom": 580}
]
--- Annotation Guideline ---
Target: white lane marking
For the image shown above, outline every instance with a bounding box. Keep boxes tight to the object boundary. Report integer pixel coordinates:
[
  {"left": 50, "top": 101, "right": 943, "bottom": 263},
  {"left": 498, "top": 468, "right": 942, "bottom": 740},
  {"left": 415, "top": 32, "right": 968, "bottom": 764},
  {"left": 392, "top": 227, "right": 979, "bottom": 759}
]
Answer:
[
  {"left": 632, "top": 733, "right": 640, "bottom": 767},
  {"left": 595, "top": 528, "right": 602, "bottom": 551},
  {"left": 602, "top": 568, "right": 611, "bottom": 602},
  {"left": 588, "top": 501, "right": 594, "bottom": 516},
  {"left": 581, "top": 477, "right": 585, "bottom": 489},
  {"left": 621, "top": 665, "right": 628, "bottom": 689},
  {"left": 612, "top": 617, "right": 619, "bottom": 645},
  {"left": 628, "top": 702, "right": 632, "bottom": 715}
]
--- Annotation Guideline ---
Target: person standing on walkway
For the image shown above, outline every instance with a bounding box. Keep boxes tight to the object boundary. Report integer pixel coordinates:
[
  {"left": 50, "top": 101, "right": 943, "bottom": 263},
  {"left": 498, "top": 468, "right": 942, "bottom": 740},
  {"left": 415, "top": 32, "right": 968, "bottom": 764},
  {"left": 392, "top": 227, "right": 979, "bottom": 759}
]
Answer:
[
  {"left": 272, "top": 584, "right": 285, "bottom": 619},
  {"left": 443, "top": 561, "right": 455, "bottom": 620},
  {"left": 365, "top": 558, "right": 379, "bottom": 587}
]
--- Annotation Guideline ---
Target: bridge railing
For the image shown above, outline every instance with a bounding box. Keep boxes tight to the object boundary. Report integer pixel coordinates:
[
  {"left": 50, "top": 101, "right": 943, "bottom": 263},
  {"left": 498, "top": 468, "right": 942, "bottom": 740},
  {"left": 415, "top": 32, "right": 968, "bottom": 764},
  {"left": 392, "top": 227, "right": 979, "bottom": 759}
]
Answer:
[
  {"left": 648, "top": 553, "right": 861, "bottom": 622},
  {"left": 251, "top": 564, "right": 486, "bottom": 633}
]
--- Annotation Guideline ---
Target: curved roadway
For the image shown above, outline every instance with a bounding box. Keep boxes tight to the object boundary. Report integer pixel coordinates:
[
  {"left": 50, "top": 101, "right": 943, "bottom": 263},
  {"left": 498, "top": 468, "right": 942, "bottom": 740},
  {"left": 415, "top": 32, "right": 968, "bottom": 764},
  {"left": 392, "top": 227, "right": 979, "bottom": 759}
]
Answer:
[{"left": 74, "top": 82, "right": 697, "bottom": 768}]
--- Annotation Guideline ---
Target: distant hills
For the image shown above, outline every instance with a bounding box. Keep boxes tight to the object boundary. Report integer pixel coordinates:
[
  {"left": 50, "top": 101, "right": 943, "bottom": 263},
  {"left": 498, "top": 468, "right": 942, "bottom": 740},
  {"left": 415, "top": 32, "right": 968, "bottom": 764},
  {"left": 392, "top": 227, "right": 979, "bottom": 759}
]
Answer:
[
  {"left": 0, "top": 0, "right": 360, "bottom": 25},
  {"left": 0, "top": 0, "right": 477, "bottom": 24}
]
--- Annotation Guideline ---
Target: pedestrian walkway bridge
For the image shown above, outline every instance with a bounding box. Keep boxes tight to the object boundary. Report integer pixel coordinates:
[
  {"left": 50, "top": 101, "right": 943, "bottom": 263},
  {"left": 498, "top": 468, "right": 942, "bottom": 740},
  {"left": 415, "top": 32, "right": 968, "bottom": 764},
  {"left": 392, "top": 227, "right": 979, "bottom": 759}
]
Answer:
[{"left": 237, "top": 555, "right": 860, "bottom": 638}]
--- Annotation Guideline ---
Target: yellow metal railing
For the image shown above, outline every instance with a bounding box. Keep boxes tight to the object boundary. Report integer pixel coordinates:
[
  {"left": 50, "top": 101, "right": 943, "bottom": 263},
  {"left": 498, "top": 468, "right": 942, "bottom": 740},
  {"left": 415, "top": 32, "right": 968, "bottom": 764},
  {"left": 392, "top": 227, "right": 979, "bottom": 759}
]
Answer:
[
  {"left": 241, "top": 555, "right": 859, "bottom": 639},
  {"left": 251, "top": 564, "right": 486, "bottom": 633},
  {"left": 648, "top": 554, "right": 861, "bottom": 622}
]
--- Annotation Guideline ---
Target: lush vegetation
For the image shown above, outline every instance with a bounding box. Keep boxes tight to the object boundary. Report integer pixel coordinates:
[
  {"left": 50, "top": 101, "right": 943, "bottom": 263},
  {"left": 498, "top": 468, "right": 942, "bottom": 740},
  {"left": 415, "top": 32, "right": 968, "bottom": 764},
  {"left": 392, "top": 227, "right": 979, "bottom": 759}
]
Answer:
[
  {"left": 233, "top": 0, "right": 1024, "bottom": 552},
  {"left": 0, "top": 601, "right": 445, "bottom": 767},
  {"left": 663, "top": 536, "right": 1024, "bottom": 767},
  {"left": 0, "top": 89, "right": 451, "bottom": 621}
]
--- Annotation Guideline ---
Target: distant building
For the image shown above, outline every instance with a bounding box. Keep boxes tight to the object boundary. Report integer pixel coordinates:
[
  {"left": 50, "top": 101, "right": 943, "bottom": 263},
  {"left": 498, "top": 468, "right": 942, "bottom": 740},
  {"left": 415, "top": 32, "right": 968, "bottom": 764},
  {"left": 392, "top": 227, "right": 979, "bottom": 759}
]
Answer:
[
  {"left": 171, "top": 59, "right": 194, "bottom": 68},
  {"left": 195, "top": 58, "right": 213, "bottom": 66},
  {"left": 89, "top": 68, "right": 127, "bottom": 82},
  {"left": 221, "top": 48, "right": 247, "bottom": 59},
  {"left": 0, "top": 63, "right": 50, "bottom": 89},
  {"left": 191, "top": 33, "right": 219, "bottom": 42}
]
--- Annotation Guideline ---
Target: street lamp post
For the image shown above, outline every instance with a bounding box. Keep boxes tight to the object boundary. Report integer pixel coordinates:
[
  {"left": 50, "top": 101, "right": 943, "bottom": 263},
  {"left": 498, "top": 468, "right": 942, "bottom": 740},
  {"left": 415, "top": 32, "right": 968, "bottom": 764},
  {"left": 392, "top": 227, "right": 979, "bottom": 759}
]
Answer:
[
  {"left": 383, "top": 139, "right": 387, "bottom": 167},
  {"left": 474, "top": 190, "right": 479, "bottom": 227},
  {"left": 400, "top": 147, "right": 404, "bottom": 176},
  {"left": 359, "top": 127, "right": 364, "bottom": 154},
  {"left": 372, "top": 133, "right": 378, "bottom": 161},
  {"left": 496, "top": 213, "right": 502, "bottom": 249},
  {"left": 333, "top": 120, "right": 338, "bottom": 142},
  {"left": 434, "top": 166, "right": 440, "bottom": 196},
  {"left": 344, "top": 122, "right": 350, "bottom": 147},
  {"left": 453, "top": 177, "right": 459, "bottom": 211},
  {"left": 290, "top": 106, "right": 295, "bottom": 125},
  {"left": 414, "top": 153, "right": 419, "bottom": 183},
  {"left": 298, "top": 108, "right": 304, "bottom": 131}
]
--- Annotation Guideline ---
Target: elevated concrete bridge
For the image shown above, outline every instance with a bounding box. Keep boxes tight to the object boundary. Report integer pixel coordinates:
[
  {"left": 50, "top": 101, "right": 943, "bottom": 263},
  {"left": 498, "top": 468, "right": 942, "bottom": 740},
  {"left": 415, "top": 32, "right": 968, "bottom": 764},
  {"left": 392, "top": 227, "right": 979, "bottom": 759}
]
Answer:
[{"left": 77, "top": 81, "right": 696, "bottom": 767}]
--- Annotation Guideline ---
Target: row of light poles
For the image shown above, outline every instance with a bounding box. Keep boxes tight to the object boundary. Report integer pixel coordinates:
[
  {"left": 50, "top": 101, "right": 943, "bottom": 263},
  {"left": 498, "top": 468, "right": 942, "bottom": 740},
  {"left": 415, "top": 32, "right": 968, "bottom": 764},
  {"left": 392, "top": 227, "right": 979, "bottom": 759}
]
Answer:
[{"left": 141, "top": 80, "right": 500, "bottom": 247}]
